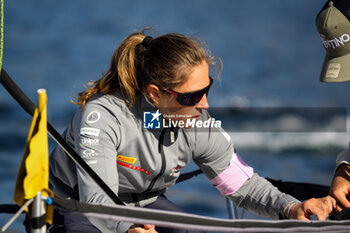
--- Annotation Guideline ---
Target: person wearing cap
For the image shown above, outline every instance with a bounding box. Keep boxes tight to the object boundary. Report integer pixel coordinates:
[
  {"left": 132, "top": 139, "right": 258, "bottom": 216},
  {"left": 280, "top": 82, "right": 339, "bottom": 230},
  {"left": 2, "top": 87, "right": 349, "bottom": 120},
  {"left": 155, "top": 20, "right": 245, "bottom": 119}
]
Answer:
[
  {"left": 316, "top": 0, "right": 350, "bottom": 213},
  {"left": 48, "top": 31, "right": 336, "bottom": 233}
]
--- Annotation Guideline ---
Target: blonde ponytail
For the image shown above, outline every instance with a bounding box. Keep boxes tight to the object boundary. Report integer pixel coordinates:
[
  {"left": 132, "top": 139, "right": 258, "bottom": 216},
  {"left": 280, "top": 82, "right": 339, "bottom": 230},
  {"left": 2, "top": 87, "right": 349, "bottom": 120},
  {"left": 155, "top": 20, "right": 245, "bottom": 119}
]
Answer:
[
  {"left": 72, "top": 33, "right": 146, "bottom": 109},
  {"left": 115, "top": 33, "right": 145, "bottom": 107}
]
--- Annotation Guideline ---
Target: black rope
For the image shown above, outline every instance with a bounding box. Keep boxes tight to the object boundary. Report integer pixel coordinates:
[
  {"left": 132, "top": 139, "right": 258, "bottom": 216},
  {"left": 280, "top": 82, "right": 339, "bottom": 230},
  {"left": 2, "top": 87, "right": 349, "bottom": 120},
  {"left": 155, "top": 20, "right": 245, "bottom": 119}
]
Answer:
[
  {"left": 177, "top": 169, "right": 330, "bottom": 200},
  {"left": 0, "top": 204, "right": 20, "bottom": 214},
  {"left": 176, "top": 169, "right": 203, "bottom": 183},
  {"left": 266, "top": 178, "right": 329, "bottom": 200}
]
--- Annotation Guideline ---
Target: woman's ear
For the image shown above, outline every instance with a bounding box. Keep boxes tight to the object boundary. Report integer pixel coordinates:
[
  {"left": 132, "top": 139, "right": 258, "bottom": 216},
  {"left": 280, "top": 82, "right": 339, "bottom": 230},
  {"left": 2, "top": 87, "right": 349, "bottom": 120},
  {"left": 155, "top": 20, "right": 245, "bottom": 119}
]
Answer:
[{"left": 146, "top": 84, "right": 161, "bottom": 106}]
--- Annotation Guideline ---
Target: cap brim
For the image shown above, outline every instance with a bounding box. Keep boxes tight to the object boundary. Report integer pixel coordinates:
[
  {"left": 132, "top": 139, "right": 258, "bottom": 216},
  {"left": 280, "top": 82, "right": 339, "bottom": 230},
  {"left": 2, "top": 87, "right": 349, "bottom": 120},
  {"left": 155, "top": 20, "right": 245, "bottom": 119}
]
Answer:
[{"left": 320, "top": 53, "right": 350, "bottom": 82}]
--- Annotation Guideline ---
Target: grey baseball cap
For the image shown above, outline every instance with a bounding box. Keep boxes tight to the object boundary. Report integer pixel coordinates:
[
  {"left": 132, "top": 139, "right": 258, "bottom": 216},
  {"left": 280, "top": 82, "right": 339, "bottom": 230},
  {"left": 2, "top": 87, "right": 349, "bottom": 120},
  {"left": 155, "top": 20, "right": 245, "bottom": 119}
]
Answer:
[{"left": 316, "top": 1, "right": 350, "bottom": 82}]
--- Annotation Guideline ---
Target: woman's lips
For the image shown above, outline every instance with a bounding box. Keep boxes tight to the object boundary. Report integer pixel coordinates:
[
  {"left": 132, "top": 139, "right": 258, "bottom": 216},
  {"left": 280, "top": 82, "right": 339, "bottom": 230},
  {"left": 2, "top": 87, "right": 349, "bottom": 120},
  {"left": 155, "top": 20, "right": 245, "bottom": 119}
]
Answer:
[{"left": 191, "top": 115, "right": 200, "bottom": 120}]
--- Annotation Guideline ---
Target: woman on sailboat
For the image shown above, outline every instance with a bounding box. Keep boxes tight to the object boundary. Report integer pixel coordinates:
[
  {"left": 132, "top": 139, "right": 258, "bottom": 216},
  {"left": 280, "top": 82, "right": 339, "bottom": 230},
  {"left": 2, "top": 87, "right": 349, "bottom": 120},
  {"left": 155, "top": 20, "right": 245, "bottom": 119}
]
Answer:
[{"left": 48, "top": 31, "right": 336, "bottom": 233}]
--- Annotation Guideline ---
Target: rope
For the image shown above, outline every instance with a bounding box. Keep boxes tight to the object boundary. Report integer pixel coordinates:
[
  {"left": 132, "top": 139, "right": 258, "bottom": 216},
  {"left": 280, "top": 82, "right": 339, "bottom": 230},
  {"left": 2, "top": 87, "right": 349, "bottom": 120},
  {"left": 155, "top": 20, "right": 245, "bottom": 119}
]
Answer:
[
  {"left": 0, "top": 69, "right": 124, "bottom": 206},
  {"left": 0, "top": 198, "right": 33, "bottom": 233},
  {"left": 1, "top": 197, "right": 349, "bottom": 232},
  {"left": 0, "top": 205, "right": 20, "bottom": 214},
  {"left": 52, "top": 196, "right": 350, "bottom": 233}
]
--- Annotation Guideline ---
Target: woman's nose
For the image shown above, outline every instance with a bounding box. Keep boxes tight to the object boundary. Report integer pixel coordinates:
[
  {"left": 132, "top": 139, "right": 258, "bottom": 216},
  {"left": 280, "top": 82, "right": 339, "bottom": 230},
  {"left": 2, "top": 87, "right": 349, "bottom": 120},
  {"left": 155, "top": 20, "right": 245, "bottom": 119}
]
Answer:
[{"left": 196, "top": 94, "right": 209, "bottom": 110}]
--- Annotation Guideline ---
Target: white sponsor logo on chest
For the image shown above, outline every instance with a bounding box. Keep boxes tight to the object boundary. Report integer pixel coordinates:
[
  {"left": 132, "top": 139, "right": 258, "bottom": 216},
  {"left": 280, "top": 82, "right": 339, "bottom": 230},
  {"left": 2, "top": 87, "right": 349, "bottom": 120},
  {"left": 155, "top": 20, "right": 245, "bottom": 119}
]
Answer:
[
  {"left": 82, "top": 149, "right": 98, "bottom": 158},
  {"left": 80, "top": 127, "right": 100, "bottom": 137},
  {"left": 80, "top": 137, "right": 100, "bottom": 146}
]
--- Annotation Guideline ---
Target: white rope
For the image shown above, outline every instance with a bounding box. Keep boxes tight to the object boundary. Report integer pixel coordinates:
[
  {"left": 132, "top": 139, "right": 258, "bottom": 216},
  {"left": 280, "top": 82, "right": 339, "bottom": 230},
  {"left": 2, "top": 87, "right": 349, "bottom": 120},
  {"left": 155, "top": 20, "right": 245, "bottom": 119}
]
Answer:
[
  {"left": 84, "top": 212, "right": 350, "bottom": 233},
  {"left": 0, "top": 198, "right": 34, "bottom": 233}
]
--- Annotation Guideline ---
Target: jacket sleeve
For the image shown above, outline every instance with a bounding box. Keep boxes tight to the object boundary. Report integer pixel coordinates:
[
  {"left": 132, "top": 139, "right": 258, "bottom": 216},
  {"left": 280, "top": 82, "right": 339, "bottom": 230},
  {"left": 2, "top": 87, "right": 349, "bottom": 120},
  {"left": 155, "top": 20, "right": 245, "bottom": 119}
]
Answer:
[
  {"left": 193, "top": 111, "right": 300, "bottom": 219},
  {"left": 227, "top": 173, "right": 300, "bottom": 219},
  {"left": 73, "top": 102, "right": 133, "bottom": 232},
  {"left": 336, "top": 142, "right": 350, "bottom": 168}
]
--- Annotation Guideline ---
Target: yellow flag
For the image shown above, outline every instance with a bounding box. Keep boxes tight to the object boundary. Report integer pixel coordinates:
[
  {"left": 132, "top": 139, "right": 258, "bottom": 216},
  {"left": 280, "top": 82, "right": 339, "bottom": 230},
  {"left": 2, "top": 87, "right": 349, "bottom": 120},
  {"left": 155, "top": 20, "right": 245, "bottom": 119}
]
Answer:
[{"left": 14, "top": 89, "right": 53, "bottom": 223}]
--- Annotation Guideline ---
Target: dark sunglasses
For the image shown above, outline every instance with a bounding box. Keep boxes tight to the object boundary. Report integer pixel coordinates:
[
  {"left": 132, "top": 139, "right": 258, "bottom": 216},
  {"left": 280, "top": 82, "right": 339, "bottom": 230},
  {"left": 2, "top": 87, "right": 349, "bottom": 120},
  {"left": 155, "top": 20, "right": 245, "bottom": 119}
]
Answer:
[{"left": 162, "top": 77, "right": 213, "bottom": 106}]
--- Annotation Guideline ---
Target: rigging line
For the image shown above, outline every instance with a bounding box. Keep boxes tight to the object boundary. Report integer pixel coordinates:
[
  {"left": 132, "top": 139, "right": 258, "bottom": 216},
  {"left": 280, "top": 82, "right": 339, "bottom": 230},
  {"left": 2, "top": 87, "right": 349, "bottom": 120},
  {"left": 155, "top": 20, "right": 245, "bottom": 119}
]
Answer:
[
  {"left": 0, "top": 69, "right": 124, "bottom": 206},
  {"left": 0, "top": 198, "right": 33, "bottom": 233},
  {"left": 52, "top": 196, "right": 350, "bottom": 233}
]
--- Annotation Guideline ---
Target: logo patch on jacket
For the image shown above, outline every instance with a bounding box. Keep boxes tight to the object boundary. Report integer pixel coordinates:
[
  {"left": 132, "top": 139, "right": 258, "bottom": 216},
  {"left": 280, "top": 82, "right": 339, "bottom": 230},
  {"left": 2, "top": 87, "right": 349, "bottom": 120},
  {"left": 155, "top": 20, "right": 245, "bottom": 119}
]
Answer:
[
  {"left": 117, "top": 155, "right": 137, "bottom": 164},
  {"left": 86, "top": 111, "right": 101, "bottom": 123},
  {"left": 80, "top": 137, "right": 99, "bottom": 146},
  {"left": 80, "top": 127, "right": 100, "bottom": 137},
  {"left": 82, "top": 149, "right": 98, "bottom": 158}
]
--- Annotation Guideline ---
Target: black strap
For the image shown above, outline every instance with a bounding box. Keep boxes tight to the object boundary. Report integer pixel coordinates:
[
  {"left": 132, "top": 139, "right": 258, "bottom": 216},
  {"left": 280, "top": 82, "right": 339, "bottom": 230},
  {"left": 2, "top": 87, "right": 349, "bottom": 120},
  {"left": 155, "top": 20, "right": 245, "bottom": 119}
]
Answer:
[{"left": 32, "top": 214, "right": 46, "bottom": 229}]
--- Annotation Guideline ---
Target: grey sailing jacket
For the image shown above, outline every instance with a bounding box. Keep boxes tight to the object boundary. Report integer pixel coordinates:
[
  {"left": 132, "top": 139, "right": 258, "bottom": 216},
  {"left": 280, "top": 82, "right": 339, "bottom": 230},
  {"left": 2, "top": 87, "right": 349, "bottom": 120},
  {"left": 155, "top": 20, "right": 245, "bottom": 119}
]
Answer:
[{"left": 49, "top": 92, "right": 299, "bottom": 232}]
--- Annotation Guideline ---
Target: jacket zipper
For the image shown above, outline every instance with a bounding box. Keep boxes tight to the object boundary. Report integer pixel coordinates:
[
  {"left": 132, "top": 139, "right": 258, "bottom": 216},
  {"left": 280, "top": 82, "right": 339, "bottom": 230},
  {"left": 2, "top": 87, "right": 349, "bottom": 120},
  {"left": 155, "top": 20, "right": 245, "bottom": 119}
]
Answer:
[{"left": 145, "top": 128, "right": 167, "bottom": 192}]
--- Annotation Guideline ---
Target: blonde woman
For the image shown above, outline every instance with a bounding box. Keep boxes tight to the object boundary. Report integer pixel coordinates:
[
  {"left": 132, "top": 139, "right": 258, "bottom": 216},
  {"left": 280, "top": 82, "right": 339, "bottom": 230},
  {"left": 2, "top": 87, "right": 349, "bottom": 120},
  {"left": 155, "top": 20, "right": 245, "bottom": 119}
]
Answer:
[{"left": 48, "top": 32, "right": 335, "bottom": 233}]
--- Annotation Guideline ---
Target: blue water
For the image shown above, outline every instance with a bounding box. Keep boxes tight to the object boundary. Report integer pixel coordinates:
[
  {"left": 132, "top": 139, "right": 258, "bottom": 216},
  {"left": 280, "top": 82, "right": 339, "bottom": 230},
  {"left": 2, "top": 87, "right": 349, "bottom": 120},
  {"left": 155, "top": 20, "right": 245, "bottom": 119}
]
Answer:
[{"left": 1, "top": 0, "right": 349, "bottom": 232}]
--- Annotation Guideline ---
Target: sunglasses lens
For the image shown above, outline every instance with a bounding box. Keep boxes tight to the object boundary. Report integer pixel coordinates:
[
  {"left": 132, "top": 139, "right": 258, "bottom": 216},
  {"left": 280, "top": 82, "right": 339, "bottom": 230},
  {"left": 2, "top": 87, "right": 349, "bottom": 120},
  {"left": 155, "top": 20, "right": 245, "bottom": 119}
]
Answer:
[
  {"left": 169, "top": 77, "right": 213, "bottom": 106},
  {"left": 180, "top": 91, "right": 206, "bottom": 106}
]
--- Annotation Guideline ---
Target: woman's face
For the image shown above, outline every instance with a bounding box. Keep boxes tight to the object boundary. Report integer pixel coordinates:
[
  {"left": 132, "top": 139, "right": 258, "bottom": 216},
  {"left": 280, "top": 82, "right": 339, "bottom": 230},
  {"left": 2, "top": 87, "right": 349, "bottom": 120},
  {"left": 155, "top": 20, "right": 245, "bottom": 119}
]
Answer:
[{"left": 149, "top": 60, "right": 211, "bottom": 126}]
